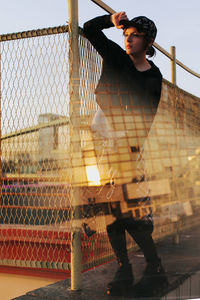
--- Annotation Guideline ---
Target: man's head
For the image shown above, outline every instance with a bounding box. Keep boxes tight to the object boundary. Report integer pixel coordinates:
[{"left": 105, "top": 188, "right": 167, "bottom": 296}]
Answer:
[{"left": 120, "top": 16, "right": 157, "bottom": 57}]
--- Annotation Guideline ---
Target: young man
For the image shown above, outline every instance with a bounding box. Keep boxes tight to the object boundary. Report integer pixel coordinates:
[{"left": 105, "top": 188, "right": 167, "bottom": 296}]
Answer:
[{"left": 83, "top": 12, "right": 168, "bottom": 296}]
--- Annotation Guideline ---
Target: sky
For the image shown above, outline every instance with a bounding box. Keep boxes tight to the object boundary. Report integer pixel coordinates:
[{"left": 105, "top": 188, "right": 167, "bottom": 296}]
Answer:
[{"left": 0, "top": 0, "right": 200, "bottom": 97}]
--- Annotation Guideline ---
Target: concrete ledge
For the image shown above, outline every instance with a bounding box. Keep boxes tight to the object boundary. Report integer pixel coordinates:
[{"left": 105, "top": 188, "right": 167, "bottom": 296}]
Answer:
[{"left": 12, "top": 226, "right": 200, "bottom": 300}]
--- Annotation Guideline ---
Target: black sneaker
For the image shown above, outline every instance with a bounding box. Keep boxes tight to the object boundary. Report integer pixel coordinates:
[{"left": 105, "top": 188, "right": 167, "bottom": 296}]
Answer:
[
  {"left": 107, "top": 263, "right": 134, "bottom": 296},
  {"left": 133, "top": 261, "right": 168, "bottom": 297}
]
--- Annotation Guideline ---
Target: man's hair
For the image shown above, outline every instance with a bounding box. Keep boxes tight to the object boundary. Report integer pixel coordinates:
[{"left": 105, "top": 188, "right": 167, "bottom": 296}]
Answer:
[{"left": 144, "top": 36, "right": 156, "bottom": 58}]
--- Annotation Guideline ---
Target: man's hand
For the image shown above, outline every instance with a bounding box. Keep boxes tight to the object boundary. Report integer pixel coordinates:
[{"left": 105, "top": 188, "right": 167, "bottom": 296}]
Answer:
[{"left": 111, "top": 12, "right": 128, "bottom": 29}]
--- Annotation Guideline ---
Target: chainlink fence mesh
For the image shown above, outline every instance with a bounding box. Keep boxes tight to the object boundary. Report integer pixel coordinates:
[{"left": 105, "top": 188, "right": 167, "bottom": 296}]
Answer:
[{"left": 0, "top": 26, "right": 199, "bottom": 274}]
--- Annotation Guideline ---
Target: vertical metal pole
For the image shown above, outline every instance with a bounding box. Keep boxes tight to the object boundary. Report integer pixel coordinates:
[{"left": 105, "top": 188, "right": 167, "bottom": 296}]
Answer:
[
  {"left": 0, "top": 50, "right": 2, "bottom": 188},
  {"left": 171, "top": 46, "right": 176, "bottom": 86},
  {"left": 68, "top": 0, "right": 82, "bottom": 291}
]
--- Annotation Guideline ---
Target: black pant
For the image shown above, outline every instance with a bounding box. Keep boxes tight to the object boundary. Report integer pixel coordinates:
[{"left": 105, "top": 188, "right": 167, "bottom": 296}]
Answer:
[{"left": 107, "top": 217, "right": 159, "bottom": 265}]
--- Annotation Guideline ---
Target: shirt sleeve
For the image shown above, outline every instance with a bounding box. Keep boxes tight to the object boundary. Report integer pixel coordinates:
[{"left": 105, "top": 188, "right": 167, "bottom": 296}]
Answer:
[{"left": 83, "top": 15, "right": 125, "bottom": 64}]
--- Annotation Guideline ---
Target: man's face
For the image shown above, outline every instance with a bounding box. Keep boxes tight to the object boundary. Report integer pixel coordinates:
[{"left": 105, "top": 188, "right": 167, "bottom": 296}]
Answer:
[{"left": 124, "top": 27, "right": 147, "bottom": 56}]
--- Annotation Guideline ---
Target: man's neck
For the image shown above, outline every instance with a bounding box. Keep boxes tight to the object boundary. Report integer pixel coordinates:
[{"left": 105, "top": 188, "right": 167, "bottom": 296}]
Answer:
[{"left": 129, "top": 54, "right": 151, "bottom": 72}]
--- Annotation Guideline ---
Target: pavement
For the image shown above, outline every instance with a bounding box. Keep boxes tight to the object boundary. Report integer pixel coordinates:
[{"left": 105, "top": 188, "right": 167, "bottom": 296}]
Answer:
[{"left": 12, "top": 225, "right": 200, "bottom": 300}]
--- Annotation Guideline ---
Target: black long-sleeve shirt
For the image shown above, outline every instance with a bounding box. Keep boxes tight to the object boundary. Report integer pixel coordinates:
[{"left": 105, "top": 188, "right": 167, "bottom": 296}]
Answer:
[{"left": 83, "top": 15, "right": 162, "bottom": 115}]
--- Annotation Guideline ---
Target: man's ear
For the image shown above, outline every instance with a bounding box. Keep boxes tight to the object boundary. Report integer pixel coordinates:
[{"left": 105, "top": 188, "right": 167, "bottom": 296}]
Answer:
[{"left": 148, "top": 38, "right": 154, "bottom": 48}]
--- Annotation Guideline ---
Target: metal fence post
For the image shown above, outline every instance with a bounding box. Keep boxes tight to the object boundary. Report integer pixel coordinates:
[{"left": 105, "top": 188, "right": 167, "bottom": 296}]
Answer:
[
  {"left": 0, "top": 51, "right": 1, "bottom": 186},
  {"left": 68, "top": 0, "right": 82, "bottom": 291},
  {"left": 171, "top": 46, "right": 176, "bottom": 85}
]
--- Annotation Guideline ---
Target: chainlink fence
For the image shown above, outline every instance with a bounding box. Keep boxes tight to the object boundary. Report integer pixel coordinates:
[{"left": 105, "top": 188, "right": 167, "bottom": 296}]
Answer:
[{"left": 0, "top": 26, "right": 200, "bottom": 274}]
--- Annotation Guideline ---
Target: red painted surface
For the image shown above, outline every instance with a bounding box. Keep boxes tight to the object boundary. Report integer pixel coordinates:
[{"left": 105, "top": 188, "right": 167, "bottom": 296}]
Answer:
[
  {"left": 0, "top": 228, "right": 71, "bottom": 263},
  {"left": 0, "top": 227, "right": 110, "bottom": 271}
]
